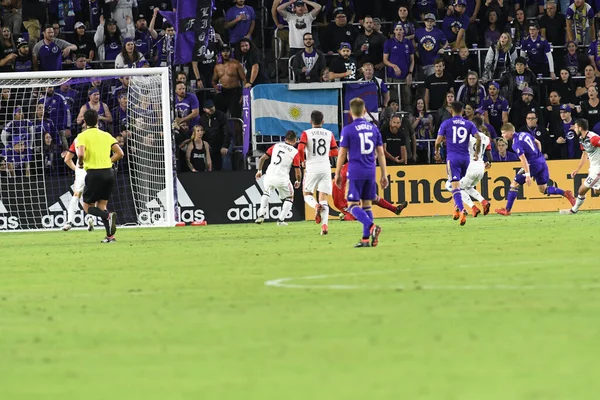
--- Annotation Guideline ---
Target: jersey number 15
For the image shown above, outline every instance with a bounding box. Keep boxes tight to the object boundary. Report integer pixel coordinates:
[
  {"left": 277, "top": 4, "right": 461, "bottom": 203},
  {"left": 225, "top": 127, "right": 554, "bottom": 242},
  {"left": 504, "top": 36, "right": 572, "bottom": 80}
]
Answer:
[{"left": 358, "top": 132, "right": 374, "bottom": 154}]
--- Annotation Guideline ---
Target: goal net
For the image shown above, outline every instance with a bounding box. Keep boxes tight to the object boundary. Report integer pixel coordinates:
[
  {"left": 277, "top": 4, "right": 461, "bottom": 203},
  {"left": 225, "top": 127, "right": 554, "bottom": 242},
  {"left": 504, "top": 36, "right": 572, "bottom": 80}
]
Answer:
[{"left": 0, "top": 68, "right": 174, "bottom": 231}]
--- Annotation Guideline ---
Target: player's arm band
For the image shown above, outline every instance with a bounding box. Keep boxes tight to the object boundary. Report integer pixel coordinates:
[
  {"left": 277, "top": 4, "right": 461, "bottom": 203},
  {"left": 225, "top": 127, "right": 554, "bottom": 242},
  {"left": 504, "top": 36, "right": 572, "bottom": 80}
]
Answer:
[{"left": 524, "top": 173, "right": 531, "bottom": 177}]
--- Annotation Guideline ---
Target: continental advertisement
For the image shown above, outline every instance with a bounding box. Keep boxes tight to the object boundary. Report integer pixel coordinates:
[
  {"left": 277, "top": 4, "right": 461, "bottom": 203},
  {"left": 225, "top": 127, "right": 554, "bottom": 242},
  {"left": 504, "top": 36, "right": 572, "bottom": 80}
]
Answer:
[{"left": 305, "top": 160, "right": 600, "bottom": 220}]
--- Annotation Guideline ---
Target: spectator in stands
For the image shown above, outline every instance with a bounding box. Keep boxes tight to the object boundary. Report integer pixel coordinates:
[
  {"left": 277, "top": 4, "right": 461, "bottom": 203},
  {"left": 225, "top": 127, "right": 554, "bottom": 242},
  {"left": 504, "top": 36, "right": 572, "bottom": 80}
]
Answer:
[
  {"left": 450, "top": 46, "right": 475, "bottom": 81},
  {"left": 566, "top": 0, "right": 595, "bottom": 46},
  {"left": 544, "top": 90, "right": 564, "bottom": 149},
  {"left": 33, "top": 103, "right": 59, "bottom": 150},
  {"left": 505, "top": 9, "right": 527, "bottom": 47},
  {"left": 575, "top": 65, "right": 600, "bottom": 101},
  {"left": 552, "top": 69, "right": 578, "bottom": 106},
  {"left": 414, "top": 13, "right": 448, "bottom": 77},
  {"left": 412, "top": 98, "right": 435, "bottom": 164},
  {"left": 329, "top": 42, "right": 358, "bottom": 81},
  {"left": 481, "top": 0, "right": 509, "bottom": 31},
  {"left": 277, "top": 0, "right": 321, "bottom": 55},
  {"left": 381, "top": 114, "right": 407, "bottom": 166},
  {"left": 482, "top": 9, "right": 501, "bottom": 47},
  {"left": 271, "top": 0, "right": 292, "bottom": 64},
  {"left": 22, "top": 0, "right": 46, "bottom": 46},
  {"left": 291, "top": 32, "right": 326, "bottom": 83},
  {"left": 499, "top": 56, "right": 538, "bottom": 103},
  {"left": 225, "top": 0, "right": 256, "bottom": 47},
  {"left": 354, "top": 15, "right": 386, "bottom": 78},
  {"left": 95, "top": 16, "right": 130, "bottom": 62},
  {"left": 519, "top": 111, "right": 550, "bottom": 158},
  {"left": 132, "top": 14, "right": 153, "bottom": 62},
  {"left": 153, "top": 22, "right": 175, "bottom": 67},
  {"left": 0, "top": 27, "right": 17, "bottom": 72},
  {"left": 325, "top": 2, "right": 355, "bottom": 23},
  {"left": 110, "top": 0, "right": 137, "bottom": 33},
  {"left": 442, "top": 0, "right": 469, "bottom": 49},
  {"left": 424, "top": 57, "right": 454, "bottom": 112},
  {"left": 76, "top": 87, "right": 112, "bottom": 132},
  {"left": 558, "top": 104, "right": 581, "bottom": 159},
  {"left": 200, "top": 99, "right": 231, "bottom": 171},
  {"left": 71, "top": 53, "right": 91, "bottom": 70},
  {"left": 1, "top": 0, "right": 22, "bottom": 34},
  {"left": 520, "top": 22, "right": 555, "bottom": 79},
  {"left": 588, "top": 37, "right": 600, "bottom": 74},
  {"left": 50, "top": 21, "right": 66, "bottom": 41},
  {"left": 395, "top": 5, "right": 416, "bottom": 42},
  {"left": 112, "top": 91, "right": 128, "bottom": 136},
  {"left": 237, "top": 37, "right": 269, "bottom": 87},
  {"left": 358, "top": 62, "right": 390, "bottom": 112},
  {"left": 562, "top": 41, "right": 586, "bottom": 77},
  {"left": 212, "top": 44, "right": 246, "bottom": 118},
  {"left": 509, "top": 86, "right": 541, "bottom": 130},
  {"left": 38, "top": 86, "right": 70, "bottom": 149},
  {"left": 59, "top": 83, "right": 77, "bottom": 120},
  {"left": 413, "top": 0, "right": 439, "bottom": 20},
  {"left": 14, "top": 37, "right": 32, "bottom": 72},
  {"left": 579, "top": 86, "right": 600, "bottom": 128},
  {"left": 192, "top": 25, "right": 223, "bottom": 89},
  {"left": 539, "top": 2, "right": 565, "bottom": 51},
  {"left": 186, "top": 125, "right": 212, "bottom": 172},
  {"left": 71, "top": 22, "right": 96, "bottom": 64},
  {"left": 482, "top": 81, "right": 508, "bottom": 136},
  {"left": 320, "top": 8, "right": 358, "bottom": 55},
  {"left": 383, "top": 23, "right": 414, "bottom": 112},
  {"left": 174, "top": 81, "right": 200, "bottom": 137},
  {"left": 456, "top": 71, "right": 486, "bottom": 108},
  {"left": 493, "top": 137, "right": 519, "bottom": 161},
  {"left": 436, "top": 91, "right": 455, "bottom": 127},
  {"left": 115, "top": 37, "right": 147, "bottom": 68},
  {"left": 483, "top": 32, "right": 517, "bottom": 82},
  {"left": 41, "top": 132, "right": 57, "bottom": 173},
  {"left": 2, "top": 134, "right": 30, "bottom": 177}
]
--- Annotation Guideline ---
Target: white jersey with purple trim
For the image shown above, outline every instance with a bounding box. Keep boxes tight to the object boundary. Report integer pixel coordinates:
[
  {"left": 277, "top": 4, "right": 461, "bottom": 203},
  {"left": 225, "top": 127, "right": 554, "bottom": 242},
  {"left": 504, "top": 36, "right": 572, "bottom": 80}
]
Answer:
[{"left": 468, "top": 132, "right": 490, "bottom": 166}]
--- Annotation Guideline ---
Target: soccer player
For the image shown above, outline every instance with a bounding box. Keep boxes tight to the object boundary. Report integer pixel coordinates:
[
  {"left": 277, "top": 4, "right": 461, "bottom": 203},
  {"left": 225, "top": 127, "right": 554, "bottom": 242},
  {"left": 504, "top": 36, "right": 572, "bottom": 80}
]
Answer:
[
  {"left": 434, "top": 101, "right": 481, "bottom": 226},
  {"left": 334, "top": 97, "right": 388, "bottom": 248},
  {"left": 62, "top": 138, "right": 94, "bottom": 232},
  {"left": 298, "top": 110, "right": 338, "bottom": 235},
  {"left": 333, "top": 161, "right": 408, "bottom": 221},
  {"left": 254, "top": 130, "right": 302, "bottom": 226},
  {"left": 76, "top": 109, "right": 124, "bottom": 243},
  {"left": 560, "top": 119, "right": 600, "bottom": 214},
  {"left": 495, "top": 123, "right": 575, "bottom": 215}
]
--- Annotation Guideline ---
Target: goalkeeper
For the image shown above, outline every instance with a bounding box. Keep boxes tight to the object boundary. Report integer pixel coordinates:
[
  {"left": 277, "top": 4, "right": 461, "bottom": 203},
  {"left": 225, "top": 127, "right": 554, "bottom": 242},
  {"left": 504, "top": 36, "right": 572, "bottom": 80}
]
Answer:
[{"left": 75, "top": 109, "right": 124, "bottom": 243}]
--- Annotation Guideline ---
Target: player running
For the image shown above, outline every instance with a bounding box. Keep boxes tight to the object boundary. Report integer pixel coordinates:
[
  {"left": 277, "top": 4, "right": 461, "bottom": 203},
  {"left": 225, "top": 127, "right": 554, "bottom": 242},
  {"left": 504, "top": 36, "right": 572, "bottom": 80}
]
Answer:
[
  {"left": 560, "top": 118, "right": 600, "bottom": 214},
  {"left": 298, "top": 110, "right": 338, "bottom": 235},
  {"left": 255, "top": 130, "right": 302, "bottom": 226},
  {"left": 334, "top": 97, "right": 388, "bottom": 248},
  {"left": 62, "top": 138, "right": 95, "bottom": 232},
  {"left": 333, "top": 161, "right": 408, "bottom": 221},
  {"left": 434, "top": 101, "right": 481, "bottom": 226},
  {"left": 495, "top": 123, "right": 575, "bottom": 215}
]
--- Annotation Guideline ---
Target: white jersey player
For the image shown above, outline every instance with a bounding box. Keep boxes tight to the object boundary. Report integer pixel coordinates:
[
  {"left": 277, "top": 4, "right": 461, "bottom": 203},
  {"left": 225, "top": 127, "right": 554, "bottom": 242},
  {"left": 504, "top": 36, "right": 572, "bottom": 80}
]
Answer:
[
  {"left": 561, "top": 119, "right": 600, "bottom": 214},
  {"left": 255, "top": 130, "right": 302, "bottom": 225},
  {"left": 298, "top": 110, "right": 338, "bottom": 235},
  {"left": 62, "top": 138, "right": 95, "bottom": 231}
]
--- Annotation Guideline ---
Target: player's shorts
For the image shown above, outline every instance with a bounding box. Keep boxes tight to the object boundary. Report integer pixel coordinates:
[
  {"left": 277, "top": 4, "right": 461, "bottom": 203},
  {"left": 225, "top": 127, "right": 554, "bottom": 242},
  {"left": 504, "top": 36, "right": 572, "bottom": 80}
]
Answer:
[
  {"left": 73, "top": 167, "right": 87, "bottom": 192},
  {"left": 347, "top": 178, "right": 377, "bottom": 202},
  {"left": 303, "top": 170, "right": 332, "bottom": 195},
  {"left": 584, "top": 167, "right": 600, "bottom": 190},
  {"left": 83, "top": 168, "right": 115, "bottom": 204},
  {"left": 264, "top": 174, "right": 293, "bottom": 200},
  {"left": 460, "top": 163, "right": 485, "bottom": 189},
  {"left": 514, "top": 160, "right": 549, "bottom": 186},
  {"left": 447, "top": 157, "right": 470, "bottom": 182}
]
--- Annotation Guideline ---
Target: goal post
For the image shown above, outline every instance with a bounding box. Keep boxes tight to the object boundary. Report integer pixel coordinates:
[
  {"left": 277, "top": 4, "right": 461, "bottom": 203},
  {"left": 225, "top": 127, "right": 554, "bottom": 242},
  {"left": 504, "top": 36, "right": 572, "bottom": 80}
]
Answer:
[{"left": 0, "top": 67, "right": 175, "bottom": 231}]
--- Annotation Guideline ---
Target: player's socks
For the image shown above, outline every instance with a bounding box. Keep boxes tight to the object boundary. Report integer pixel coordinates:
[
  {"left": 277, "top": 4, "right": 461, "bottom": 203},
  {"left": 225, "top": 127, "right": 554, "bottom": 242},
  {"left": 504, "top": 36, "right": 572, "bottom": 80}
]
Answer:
[
  {"left": 505, "top": 187, "right": 519, "bottom": 211},
  {"left": 573, "top": 195, "right": 586, "bottom": 212},
  {"left": 304, "top": 194, "right": 317, "bottom": 209},
  {"left": 466, "top": 188, "right": 485, "bottom": 202},
  {"left": 460, "top": 190, "right": 475, "bottom": 208},
  {"left": 67, "top": 196, "right": 79, "bottom": 224},
  {"left": 349, "top": 205, "right": 373, "bottom": 239},
  {"left": 375, "top": 197, "right": 396, "bottom": 213},
  {"left": 320, "top": 202, "right": 329, "bottom": 226},
  {"left": 451, "top": 189, "right": 464, "bottom": 211},
  {"left": 544, "top": 186, "right": 565, "bottom": 196},
  {"left": 279, "top": 198, "right": 293, "bottom": 222},
  {"left": 258, "top": 194, "right": 270, "bottom": 217},
  {"left": 88, "top": 207, "right": 111, "bottom": 236},
  {"left": 363, "top": 206, "right": 373, "bottom": 221}
]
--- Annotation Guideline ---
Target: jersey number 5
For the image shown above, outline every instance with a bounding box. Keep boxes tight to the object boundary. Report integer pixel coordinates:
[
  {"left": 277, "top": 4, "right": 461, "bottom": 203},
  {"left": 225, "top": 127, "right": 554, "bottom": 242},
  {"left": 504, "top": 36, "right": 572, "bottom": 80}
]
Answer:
[
  {"left": 358, "top": 132, "right": 374, "bottom": 154},
  {"left": 273, "top": 150, "right": 285, "bottom": 165}
]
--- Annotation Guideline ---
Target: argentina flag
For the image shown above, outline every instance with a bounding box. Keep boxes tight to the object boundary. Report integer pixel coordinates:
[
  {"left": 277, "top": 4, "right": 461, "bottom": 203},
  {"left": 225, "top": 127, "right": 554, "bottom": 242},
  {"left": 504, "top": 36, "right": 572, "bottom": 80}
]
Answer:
[{"left": 252, "top": 84, "right": 339, "bottom": 137}]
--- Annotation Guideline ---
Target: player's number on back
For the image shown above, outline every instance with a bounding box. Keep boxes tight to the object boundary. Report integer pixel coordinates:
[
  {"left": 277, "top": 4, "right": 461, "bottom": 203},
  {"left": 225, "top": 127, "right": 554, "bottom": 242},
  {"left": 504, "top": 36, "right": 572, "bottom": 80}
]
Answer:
[
  {"left": 273, "top": 150, "right": 285, "bottom": 165},
  {"left": 524, "top": 135, "right": 536, "bottom": 152},
  {"left": 312, "top": 138, "right": 327, "bottom": 156},
  {"left": 358, "top": 132, "right": 374, "bottom": 154},
  {"left": 452, "top": 126, "right": 468, "bottom": 144}
]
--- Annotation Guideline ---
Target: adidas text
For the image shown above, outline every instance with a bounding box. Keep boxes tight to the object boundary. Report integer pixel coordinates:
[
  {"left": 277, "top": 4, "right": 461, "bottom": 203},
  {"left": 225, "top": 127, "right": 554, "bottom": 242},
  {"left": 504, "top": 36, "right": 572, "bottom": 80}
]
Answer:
[
  {"left": 138, "top": 207, "right": 205, "bottom": 225},
  {"left": 0, "top": 215, "right": 19, "bottom": 229},
  {"left": 41, "top": 211, "right": 97, "bottom": 229},
  {"left": 227, "top": 204, "right": 292, "bottom": 222}
]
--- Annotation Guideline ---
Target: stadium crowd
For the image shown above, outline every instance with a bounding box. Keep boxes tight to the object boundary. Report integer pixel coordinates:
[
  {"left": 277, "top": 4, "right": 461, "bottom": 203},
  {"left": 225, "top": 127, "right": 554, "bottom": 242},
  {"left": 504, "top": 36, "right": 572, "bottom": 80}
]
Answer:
[{"left": 1, "top": 0, "right": 600, "bottom": 177}]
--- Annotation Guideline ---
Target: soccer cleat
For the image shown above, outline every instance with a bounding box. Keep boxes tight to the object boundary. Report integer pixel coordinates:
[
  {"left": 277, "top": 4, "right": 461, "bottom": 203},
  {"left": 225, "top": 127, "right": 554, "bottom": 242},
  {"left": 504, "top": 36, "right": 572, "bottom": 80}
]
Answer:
[
  {"left": 459, "top": 210, "right": 467, "bottom": 226},
  {"left": 482, "top": 200, "right": 491, "bottom": 216},
  {"left": 101, "top": 236, "right": 116, "bottom": 243},
  {"left": 255, "top": 217, "right": 264, "bottom": 224},
  {"left": 87, "top": 217, "right": 94, "bottom": 232},
  {"left": 62, "top": 223, "right": 72, "bottom": 231},
  {"left": 564, "top": 190, "right": 576, "bottom": 207},
  {"left": 370, "top": 224, "right": 382, "bottom": 247},
  {"left": 495, "top": 207, "right": 511, "bottom": 216},
  {"left": 108, "top": 212, "right": 117, "bottom": 236},
  {"left": 277, "top": 221, "right": 288, "bottom": 226},
  {"left": 472, "top": 205, "right": 481, "bottom": 218},
  {"left": 321, "top": 224, "right": 328, "bottom": 235},
  {"left": 354, "top": 239, "right": 371, "bottom": 248},
  {"left": 315, "top": 203, "right": 323, "bottom": 224},
  {"left": 395, "top": 201, "right": 408, "bottom": 215},
  {"left": 559, "top": 208, "right": 577, "bottom": 215},
  {"left": 453, "top": 207, "right": 460, "bottom": 220}
]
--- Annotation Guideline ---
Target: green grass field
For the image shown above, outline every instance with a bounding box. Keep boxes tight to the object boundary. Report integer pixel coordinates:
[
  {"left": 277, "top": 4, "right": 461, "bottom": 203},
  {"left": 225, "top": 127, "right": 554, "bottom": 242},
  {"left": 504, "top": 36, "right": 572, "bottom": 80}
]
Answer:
[{"left": 2, "top": 212, "right": 600, "bottom": 400}]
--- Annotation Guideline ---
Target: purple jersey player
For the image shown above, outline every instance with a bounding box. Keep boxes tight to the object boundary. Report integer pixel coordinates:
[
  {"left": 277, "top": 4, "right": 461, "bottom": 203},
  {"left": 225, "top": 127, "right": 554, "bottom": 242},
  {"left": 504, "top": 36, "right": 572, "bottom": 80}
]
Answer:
[
  {"left": 434, "top": 101, "right": 480, "bottom": 226},
  {"left": 495, "top": 123, "right": 576, "bottom": 215},
  {"left": 334, "top": 97, "right": 388, "bottom": 248}
]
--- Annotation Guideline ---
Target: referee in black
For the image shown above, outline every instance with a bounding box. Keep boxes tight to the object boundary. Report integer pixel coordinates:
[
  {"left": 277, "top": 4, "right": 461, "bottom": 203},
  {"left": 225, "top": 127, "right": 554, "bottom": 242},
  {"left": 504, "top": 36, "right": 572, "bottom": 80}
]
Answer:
[{"left": 76, "top": 109, "right": 124, "bottom": 243}]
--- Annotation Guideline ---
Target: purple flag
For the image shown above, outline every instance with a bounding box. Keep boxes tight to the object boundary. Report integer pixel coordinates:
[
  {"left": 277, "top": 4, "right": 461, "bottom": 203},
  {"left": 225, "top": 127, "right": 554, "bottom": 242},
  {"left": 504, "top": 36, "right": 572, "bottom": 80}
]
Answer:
[
  {"left": 242, "top": 88, "right": 251, "bottom": 157},
  {"left": 159, "top": 10, "right": 176, "bottom": 28},
  {"left": 174, "top": 0, "right": 214, "bottom": 65},
  {"left": 343, "top": 82, "right": 379, "bottom": 125}
]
